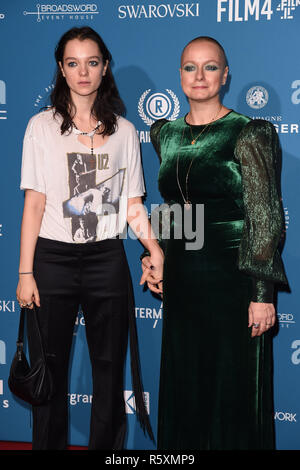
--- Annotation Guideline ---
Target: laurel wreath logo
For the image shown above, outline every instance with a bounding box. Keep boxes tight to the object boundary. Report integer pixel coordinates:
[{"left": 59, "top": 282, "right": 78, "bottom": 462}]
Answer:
[
  {"left": 138, "top": 89, "right": 180, "bottom": 126},
  {"left": 166, "top": 89, "right": 180, "bottom": 120},
  {"left": 138, "top": 89, "right": 153, "bottom": 126}
]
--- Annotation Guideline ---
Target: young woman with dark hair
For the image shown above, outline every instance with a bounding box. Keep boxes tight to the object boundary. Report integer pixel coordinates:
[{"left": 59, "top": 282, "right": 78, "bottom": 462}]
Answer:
[
  {"left": 50, "top": 26, "right": 125, "bottom": 136},
  {"left": 16, "top": 26, "right": 163, "bottom": 450}
]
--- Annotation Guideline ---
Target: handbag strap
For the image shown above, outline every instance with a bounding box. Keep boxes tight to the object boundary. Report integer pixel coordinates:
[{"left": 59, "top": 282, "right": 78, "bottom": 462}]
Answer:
[
  {"left": 17, "top": 306, "right": 47, "bottom": 362},
  {"left": 17, "top": 308, "right": 26, "bottom": 345}
]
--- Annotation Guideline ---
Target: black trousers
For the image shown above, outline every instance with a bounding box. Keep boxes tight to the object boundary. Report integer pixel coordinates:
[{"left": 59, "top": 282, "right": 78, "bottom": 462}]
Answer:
[{"left": 27, "top": 236, "right": 130, "bottom": 450}]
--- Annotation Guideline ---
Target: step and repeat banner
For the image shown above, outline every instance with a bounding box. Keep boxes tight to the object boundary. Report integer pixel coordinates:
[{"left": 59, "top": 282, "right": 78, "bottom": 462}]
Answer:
[{"left": 0, "top": 0, "right": 299, "bottom": 450}]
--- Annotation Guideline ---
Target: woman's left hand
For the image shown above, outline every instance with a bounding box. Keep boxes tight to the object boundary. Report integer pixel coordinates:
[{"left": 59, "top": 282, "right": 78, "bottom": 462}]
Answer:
[{"left": 248, "top": 301, "right": 276, "bottom": 337}]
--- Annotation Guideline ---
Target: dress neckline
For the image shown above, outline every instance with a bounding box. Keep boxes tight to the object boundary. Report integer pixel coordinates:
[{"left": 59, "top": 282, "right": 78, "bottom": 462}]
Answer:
[{"left": 184, "top": 109, "right": 234, "bottom": 128}]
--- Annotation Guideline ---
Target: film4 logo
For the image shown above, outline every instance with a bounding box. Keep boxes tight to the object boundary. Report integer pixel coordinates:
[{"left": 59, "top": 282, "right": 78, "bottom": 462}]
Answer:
[{"left": 217, "top": 0, "right": 300, "bottom": 22}]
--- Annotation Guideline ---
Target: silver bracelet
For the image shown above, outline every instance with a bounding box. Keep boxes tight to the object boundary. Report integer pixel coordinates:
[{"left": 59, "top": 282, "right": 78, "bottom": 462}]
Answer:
[{"left": 19, "top": 272, "right": 33, "bottom": 275}]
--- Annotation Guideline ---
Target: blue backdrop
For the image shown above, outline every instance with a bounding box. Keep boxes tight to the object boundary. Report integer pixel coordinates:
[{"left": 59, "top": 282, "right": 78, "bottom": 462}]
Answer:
[{"left": 0, "top": 0, "right": 299, "bottom": 450}]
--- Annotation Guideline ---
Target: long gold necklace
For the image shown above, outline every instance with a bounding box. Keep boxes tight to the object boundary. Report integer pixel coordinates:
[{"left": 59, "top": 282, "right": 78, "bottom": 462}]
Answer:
[
  {"left": 189, "top": 119, "right": 213, "bottom": 145},
  {"left": 176, "top": 106, "right": 222, "bottom": 209}
]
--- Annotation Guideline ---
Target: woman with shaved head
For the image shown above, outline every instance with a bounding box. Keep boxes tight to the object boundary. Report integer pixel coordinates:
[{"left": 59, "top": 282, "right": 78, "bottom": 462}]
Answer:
[{"left": 141, "top": 36, "right": 287, "bottom": 450}]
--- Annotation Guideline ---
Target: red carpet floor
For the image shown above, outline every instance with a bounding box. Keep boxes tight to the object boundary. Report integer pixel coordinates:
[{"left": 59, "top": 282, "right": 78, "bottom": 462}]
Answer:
[{"left": 0, "top": 441, "right": 87, "bottom": 450}]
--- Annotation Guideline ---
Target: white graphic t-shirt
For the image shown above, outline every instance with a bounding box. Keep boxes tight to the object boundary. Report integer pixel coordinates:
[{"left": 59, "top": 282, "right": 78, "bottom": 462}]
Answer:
[{"left": 21, "top": 110, "right": 145, "bottom": 243}]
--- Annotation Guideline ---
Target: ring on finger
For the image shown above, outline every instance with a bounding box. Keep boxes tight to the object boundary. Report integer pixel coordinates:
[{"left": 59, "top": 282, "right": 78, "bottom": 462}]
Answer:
[{"left": 253, "top": 323, "right": 260, "bottom": 328}]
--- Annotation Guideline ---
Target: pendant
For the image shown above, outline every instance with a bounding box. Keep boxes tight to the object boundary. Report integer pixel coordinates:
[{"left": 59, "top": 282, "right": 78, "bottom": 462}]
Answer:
[
  {"left": 184, "top": 202, "right": 192, "bottom": 210},
  {"left": 191, "top": 140, "right": 196, "bottom": 145}
]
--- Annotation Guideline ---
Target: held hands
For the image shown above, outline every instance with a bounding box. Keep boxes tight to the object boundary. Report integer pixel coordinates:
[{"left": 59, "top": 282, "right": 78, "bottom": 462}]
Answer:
[
  {"left": 249, "top": 301, "right": 276, "bottom": 337},
  {"left": 140, "top": 250, "right": 164, "bottom": 296},
  {"left": 16, "top": 274, "right": 40, "bottom": 310}
]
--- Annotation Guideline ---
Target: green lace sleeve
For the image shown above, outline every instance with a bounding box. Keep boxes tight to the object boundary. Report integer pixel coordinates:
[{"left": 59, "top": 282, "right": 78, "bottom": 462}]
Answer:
[
  {"left": 235, "top": 119, "right": 288, "bottom": 303},
  {"left": 140, "top": 120, "right": 168, "bottom": 261}
]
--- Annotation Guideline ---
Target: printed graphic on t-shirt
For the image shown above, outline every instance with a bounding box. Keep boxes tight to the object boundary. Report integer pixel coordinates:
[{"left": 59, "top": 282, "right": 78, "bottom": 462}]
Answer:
[
  {"left": 70, "top": 152, "right": 96, "bottom": 196},
  {"left": 63, "top": 152, "right": 126, "bottom": 242}
]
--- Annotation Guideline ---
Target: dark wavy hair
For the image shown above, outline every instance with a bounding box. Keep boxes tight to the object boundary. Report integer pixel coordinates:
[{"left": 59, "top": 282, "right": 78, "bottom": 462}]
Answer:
[{"left": 50, "top": 26, "right": 125, "bottom": 135}]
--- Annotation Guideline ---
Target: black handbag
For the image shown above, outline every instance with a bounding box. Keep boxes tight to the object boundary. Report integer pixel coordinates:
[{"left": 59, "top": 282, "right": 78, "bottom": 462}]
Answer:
[{"left": 8, "top": 305, "right": 54, "bottom": 406}]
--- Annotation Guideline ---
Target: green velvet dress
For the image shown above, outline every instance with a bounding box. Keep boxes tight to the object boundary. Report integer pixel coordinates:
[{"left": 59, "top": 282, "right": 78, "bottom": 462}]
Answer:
[{"left": 149, "top": 110, "right": 288, "bottom": 450}]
